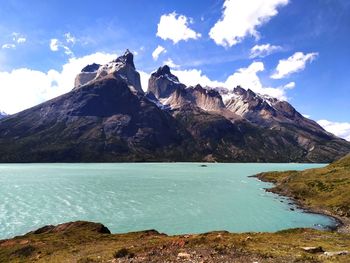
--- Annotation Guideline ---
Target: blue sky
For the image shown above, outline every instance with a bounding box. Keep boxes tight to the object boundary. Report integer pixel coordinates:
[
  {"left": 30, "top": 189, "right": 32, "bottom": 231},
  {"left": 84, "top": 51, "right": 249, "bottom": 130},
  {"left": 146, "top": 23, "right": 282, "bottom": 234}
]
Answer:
[{"left": 0, "top": 0, "right": 349, "bottom": 140}]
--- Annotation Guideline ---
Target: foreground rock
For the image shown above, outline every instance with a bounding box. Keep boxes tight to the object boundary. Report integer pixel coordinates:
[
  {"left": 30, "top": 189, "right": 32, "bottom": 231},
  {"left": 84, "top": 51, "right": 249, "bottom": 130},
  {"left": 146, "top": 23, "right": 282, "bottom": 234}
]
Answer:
[
  {"left": 301, "top": 246, "right": 324, "bottom": 253},
  {"left": 1, "top": 221, "right": 350, "bottom": 263},
  {"left": 324, "top": 250, "right": 349, "bottom": 256}
]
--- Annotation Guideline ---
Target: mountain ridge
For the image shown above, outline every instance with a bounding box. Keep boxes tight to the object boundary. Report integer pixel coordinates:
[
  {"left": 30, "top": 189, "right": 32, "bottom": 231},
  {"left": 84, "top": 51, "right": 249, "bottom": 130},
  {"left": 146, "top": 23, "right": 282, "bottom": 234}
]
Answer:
[{"left": 0, "top": 50, "right": 349, "bottom": 162}]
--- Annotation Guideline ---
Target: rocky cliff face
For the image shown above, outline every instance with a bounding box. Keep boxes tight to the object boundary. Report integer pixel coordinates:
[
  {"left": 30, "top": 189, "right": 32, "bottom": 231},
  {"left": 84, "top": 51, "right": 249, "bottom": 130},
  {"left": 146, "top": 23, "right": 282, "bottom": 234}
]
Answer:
[
  {"left": 74, "top": 50, "right": 143, "bottom": 94},
  {"left": 225, "top": 86, "right": 323, "bottom": 130},
  {"left": 147, "top": 66, "right": 224, "bottom": 112},
  {"left": 0, "top": 111, "right": 7, "bottom": 119},
  {"left": 0, "top": 50, "right": 349, "bottom": 162}
]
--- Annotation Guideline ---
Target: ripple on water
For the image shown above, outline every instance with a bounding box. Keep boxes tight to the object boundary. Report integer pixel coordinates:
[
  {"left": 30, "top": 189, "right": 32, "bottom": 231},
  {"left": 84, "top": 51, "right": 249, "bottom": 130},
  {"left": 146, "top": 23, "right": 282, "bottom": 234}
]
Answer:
[{"left": 0, "top": 163, "right": 336, "bottom": 239}]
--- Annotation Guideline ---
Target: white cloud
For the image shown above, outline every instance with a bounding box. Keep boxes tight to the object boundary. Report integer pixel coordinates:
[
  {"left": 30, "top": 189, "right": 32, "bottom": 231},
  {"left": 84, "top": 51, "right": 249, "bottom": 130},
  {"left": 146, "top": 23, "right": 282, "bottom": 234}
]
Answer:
[
  {"left": 1, "top": 32, "right": 26, "bottom": 49},
  {"left": 63, "top": 46, "right": 73, "bottom": 56},
  {"left": 283, "top": 81, "right": 295, "bottom": 89},
  {"left": 50, "top": 38, "right": 74, "bottom": 57},
  {"left": 139, "top": 71, "right": 150, "bottom": 92},
  {"left": 225, "top": 62, "right": 264, "bottom": 89},
  {"left": 209, "top": 0, "right": 289, "bottom": 47},
  {"left": 157, "top": 12, "right": 201, "bottom": 44},
  {"left": 317, "top": 120, "right": 350, "bottom": 141},
  {"left": 16, "top": 37, "right": 26, "bottom": 44},
  {"left": 50, "top": 39, "right": 59, "bottom": 51},
  {"left": 152, "top": 45, "right": 166, "bottom": 61},
  {"left": 0, "top": 52, "right": 117, "bottom": 114},
  {"left": 1, "top": 44, "right": 16, "bottom": 49},
  {"left": 250, "top": 43, "right": 282, "bottom": 58},
  {"left": 173, "top": 61, "right": 293, "bottom": 100},
  {"left": 64, "top": 32, "right": 76, "bottom": 44},
  {"left": 224, "top": 61, "right": 288, "bottom": 99},
  {"left": 12, "top": 32, "right": 26, "bottom": 44},
  {"left": 271, "top": 52, "right": 318, "bottom": 79},
  {"left": 163, "top": 58, "right": 180, "bottom": 69},
  {"left": 173, "top": 69, "right": 224, "bottom": 88}
]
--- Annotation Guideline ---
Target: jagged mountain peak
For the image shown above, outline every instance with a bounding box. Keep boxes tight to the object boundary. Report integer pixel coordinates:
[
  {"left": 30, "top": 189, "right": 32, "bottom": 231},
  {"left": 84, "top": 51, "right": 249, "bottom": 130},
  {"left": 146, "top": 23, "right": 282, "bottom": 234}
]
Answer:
[
  {"left": 1, "top": 52, "right": 348, "bottom": 163},
  {"left": 151, "top": 65, "right": 181, "bottom": 84},
  {"left": 188, "top": 85, "right": 223, "bottom": 100},
  {"left": 74, "top": 50, "right": 143, "bottom": 94},
  {"left": 112, "top": 49, "right": 135, "bottom": 69},
  {"left": 223, "top": 85, "right": 328, "bottom": 136},
  {"left": 153, "top": 65, "right": 171, "bottom": 77},
  {"left": 148, "top": 69, "right": 225, "bottom": 112},
  {"left": 81, "top": 63, "right": 101, "bottom": 73},
  {"left": 232, "top": 86, "right": 247, "bottom": 95},
  {"left": 148, "top": 65, "right": 184, "bottom": 99}
]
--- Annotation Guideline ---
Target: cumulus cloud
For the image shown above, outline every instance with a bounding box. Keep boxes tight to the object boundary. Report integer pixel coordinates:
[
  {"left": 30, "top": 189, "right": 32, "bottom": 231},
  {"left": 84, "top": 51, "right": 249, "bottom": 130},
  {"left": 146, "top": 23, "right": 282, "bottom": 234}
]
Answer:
[
  {"left": 50, "top": 39, "right": 59, "bottom": 51},
  {"left": 12, "top": 33, "right": 26, "bottom": 44},
  {"left": 250, "top": 43, "right": 282, "bottom": 58},
  {"left": 1, "top": 44, "right": 16, "bottom": 49},
  {"left": 157, "top": 12, "right": 201, "bottom": 44},
  {"left": 50, "top": 33, "right": 77, "bottom": 56},
  {"left": 209, "top": 0, "right": 289, "bottom": 47},
  {"left": 64, "top": 32, "right": 76, "bottom": 44},
  {"left": 163, "top": 58, "right": 180, "bottom": 69},
  {"left": 173, "top": 61, "right": 294, "bottom": 100},
  {"left": 173, "top": 69, "right": 224, "bottom": 88},
  {"left": 50, "top": 39, "right": 73, "bottom": 56},
  {"left": 16, "top": 37, "right": 26, "bottom": 44},
  {"left": 317, "top": 120, "right": 350, "bottom": 141},
  {"left": 1, "top": 32, "right": 26, "bottom": 49},
  {"left": 0, "top": 52, "right": 117, "bottom": 114},
  {"left": 271, "top": 52, "right": 318, "bottom": 79},
  {"left": 139, "top": 71, "right": 150, "bottom": 92},
  {"left": 152, "top": 45, "right": 166, "bottom": 61},
  {"left": 225, "top": 62, "right": 289, "bottom": 99},
  {"left": 283, "top": 81, "right": 295, "bottom": 89}
]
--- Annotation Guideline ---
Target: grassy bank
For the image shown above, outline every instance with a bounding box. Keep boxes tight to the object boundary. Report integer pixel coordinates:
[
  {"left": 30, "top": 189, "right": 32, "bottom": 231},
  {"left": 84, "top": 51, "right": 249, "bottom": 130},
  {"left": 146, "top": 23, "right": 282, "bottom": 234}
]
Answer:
[
  {"left": 1, "top": 221, "right": 350, "bottom": 262},
  {"left": 256, "top": 154, "right": 350, "bottom": 232}
]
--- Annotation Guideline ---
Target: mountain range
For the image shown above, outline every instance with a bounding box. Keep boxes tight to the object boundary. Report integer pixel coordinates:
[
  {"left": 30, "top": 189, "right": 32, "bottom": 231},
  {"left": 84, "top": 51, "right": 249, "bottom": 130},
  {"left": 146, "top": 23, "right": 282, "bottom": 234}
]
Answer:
[{"left": 0, "top": 50, "right": 349, "bottom": 162}]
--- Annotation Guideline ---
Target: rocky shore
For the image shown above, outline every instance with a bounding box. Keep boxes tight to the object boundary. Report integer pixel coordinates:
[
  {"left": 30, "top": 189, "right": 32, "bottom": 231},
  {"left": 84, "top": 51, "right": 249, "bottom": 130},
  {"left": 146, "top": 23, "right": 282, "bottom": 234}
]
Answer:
[{"left": 255, "top": 154, "right": 350, "bottom": 234}]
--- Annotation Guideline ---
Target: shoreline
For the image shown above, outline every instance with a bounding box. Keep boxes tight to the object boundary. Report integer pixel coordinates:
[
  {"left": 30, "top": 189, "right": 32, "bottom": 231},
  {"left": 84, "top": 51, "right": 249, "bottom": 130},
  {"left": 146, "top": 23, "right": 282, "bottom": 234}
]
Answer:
[{"left": 253, "top": 173, "right": 350, "bottom": 233}]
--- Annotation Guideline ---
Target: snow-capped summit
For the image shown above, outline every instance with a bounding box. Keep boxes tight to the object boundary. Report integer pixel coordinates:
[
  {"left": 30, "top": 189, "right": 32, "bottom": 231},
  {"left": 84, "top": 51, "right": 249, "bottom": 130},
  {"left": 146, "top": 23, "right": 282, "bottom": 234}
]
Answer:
[
  {"left": 148, "top": 66, "right": 224, "bottom": 111},
  {"left": 223, "top": 86, "right": 325, "bottom": 134},
  {"left": 74, "top": 50, "right": 143, "bottom": 93},
  {"left": 148, "top": 65, "right": 185, "bottom": 99}
]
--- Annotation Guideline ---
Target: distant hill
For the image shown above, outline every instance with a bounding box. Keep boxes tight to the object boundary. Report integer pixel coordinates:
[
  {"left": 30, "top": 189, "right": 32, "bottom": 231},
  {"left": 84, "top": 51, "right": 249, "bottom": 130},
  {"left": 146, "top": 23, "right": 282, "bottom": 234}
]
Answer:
[{"left": 0, "top": 50, "right": 349, "bottom": 162}]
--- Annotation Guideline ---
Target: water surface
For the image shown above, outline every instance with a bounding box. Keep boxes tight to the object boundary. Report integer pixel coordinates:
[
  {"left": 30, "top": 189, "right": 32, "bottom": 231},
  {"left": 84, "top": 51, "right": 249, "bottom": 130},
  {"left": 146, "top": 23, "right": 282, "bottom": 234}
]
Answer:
[{"left": 0, "top": 163, "right": 335, "bottom": 239}]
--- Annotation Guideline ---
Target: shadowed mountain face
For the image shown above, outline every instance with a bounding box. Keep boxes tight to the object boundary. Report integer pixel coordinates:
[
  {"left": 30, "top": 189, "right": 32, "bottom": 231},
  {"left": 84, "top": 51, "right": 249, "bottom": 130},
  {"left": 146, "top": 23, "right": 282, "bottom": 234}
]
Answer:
[
  {"left": 0, "top": 51, "right": 349, "bottom": 162},
  {"left": 0, "top": 111, "right": 7, "bottom": 119},
  {"left": 148, "top": 66, "right": 225, "bottom": 112}
]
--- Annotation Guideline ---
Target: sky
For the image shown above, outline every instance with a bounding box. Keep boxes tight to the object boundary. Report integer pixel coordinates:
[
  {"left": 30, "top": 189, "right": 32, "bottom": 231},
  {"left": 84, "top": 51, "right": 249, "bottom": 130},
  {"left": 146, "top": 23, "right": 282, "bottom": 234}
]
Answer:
[{"left": 0, "top": 0, "right": 349, "bottom": 140}]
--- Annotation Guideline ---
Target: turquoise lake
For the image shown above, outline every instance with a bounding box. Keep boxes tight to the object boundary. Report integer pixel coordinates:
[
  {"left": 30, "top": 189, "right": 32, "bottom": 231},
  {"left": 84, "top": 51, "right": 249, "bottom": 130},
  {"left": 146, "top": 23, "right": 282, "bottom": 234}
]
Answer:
[{"left": 0, "top": 163, "right": 336, "bottom": 239}]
